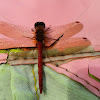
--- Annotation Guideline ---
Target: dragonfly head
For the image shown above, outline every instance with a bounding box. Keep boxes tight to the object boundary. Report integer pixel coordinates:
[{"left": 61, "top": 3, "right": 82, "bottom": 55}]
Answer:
[{"left": 34, "top": 22, "right": 45, "bottom": 30}]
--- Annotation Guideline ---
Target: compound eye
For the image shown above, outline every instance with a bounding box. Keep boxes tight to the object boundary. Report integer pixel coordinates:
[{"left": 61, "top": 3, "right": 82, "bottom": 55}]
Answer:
[{"left": 34, "top": 22, "right": 45, "bottom": 28}]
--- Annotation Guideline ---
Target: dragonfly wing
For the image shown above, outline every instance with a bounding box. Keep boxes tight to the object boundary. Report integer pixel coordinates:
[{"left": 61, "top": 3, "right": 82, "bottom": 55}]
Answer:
[
  {"left": 0, "top": 21, "right": 35, "bottom": 39},
  {"left": 44, "top": 21, "right": 83, "bottom": 46},
  {"left": 0, "top": 38, "right": 36, "bottom": 49},
  {"left": 47, "top": 37, "right": 91, "bottom": 52}
]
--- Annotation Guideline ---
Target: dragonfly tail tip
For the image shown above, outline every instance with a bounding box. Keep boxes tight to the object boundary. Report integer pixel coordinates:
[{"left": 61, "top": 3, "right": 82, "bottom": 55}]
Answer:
[{"left": 40, "top": 89, "right": 42, "bottom": 94}]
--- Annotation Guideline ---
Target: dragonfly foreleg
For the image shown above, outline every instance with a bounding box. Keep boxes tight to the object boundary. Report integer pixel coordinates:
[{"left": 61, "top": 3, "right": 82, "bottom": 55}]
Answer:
[{"left": 31, "top": 28, "right": 35, "bottom": 32}]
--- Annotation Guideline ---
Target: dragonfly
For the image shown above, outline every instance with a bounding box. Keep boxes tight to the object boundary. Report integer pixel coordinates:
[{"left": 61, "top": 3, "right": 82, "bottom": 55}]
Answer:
[{"left": 0, "top": 20, "right": 95, "bottom": 94}]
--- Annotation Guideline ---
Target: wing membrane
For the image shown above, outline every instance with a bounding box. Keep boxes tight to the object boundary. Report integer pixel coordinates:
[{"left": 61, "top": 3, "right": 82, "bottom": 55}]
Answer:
[
  {"left": 0, "top": 21, "right": 83, "bottom": 49},
  {"left": 0, "top": 21, "right": 36, "bottom": 49},
  {"left": 44, "top": 21, "right": 83, "bottom": 46},
  {"left": 0, "top": 21, "right": 35, "bottom": 39},
  {"left": 0, "top": 38, "right": 36, "bottom": 49}
]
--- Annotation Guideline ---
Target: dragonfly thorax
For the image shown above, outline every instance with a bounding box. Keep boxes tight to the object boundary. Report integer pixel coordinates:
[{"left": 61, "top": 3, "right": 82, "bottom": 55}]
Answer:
[
  {"left": 36, "top": 29, "right": 44, "bottom": 42},
  {"left": 34, "top": 22, "right": 45, "bottom": 42}
]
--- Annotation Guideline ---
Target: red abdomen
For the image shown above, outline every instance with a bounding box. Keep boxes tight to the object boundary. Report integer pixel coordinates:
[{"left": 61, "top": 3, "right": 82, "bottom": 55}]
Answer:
[{"left": 37, "top": 42, "right": 43, "bottom": 93}]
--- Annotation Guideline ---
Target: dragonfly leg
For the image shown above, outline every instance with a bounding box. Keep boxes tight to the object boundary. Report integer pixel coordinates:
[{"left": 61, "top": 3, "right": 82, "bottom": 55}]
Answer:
[
  {"left": 43, "top": 34, "right": 64, "bottom": 66},
  {"left": 46, "top": 33, "right": 64, "bottom": 48},
  {"left": 44, "top": 36, "right": 57, "bottom": 40},
  {"left": 31, "top": 28, "right": 35, "bottom": 32},
  {"left": 45, "top": 25, "right": 51, "bottom": 32}
]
